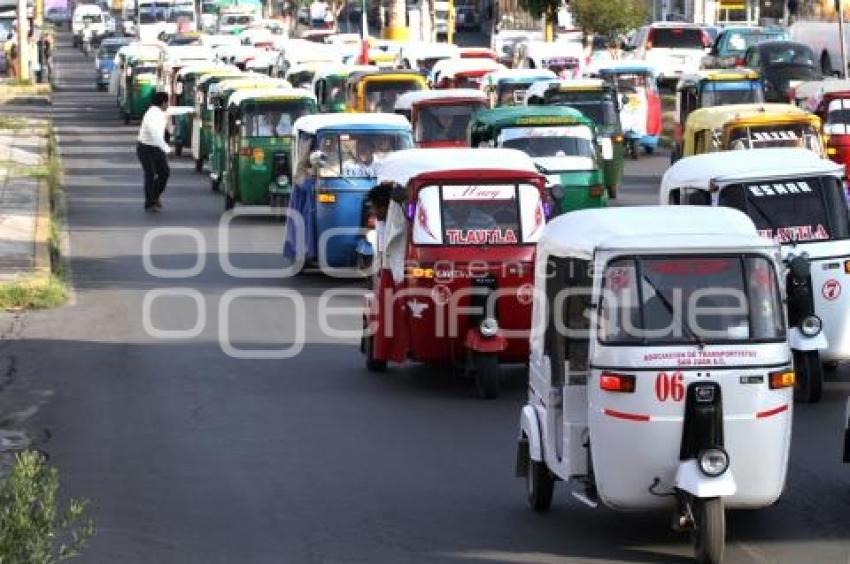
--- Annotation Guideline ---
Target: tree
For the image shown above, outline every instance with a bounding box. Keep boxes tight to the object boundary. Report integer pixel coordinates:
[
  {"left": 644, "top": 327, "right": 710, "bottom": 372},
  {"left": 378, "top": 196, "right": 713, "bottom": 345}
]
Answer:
[{"left": 571, "top": 0, "right": 647, "bottom": 37}]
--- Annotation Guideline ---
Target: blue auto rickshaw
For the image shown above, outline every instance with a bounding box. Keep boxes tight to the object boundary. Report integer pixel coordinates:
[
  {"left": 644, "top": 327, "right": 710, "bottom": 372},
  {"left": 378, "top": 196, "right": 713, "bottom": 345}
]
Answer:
[
  {"left": 283, "top": 113, "right": 413, "bottom": 270},
  {"left": 95, "top": 37, "right": 131, "bottom": 91}
]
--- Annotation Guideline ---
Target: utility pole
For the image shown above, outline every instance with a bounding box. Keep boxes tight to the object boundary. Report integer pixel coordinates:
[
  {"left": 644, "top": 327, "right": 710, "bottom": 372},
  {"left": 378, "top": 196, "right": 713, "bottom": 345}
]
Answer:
[
  {"left": 838, "top": 0, "right": 848, "bottom": 77},
  {"left": 17, "top": 0, "right": 29, "bottom": 81}
]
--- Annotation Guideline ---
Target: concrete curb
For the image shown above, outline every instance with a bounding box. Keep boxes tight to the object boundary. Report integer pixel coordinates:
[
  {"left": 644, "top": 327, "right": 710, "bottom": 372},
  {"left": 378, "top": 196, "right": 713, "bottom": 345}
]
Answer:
[{"left": 32, "top": 176, "right": 50, "bottom": 279}]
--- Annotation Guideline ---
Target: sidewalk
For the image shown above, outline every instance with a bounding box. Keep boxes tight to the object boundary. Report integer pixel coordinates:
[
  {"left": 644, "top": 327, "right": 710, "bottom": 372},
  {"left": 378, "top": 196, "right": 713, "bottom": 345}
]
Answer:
[{"left": 0, "top": 117, "right": 50, "bottom": 283}]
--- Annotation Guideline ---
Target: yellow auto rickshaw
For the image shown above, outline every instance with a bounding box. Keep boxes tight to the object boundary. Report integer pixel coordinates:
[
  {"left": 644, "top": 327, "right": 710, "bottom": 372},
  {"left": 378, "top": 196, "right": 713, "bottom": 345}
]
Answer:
[
  {"left": 681, "top": 103, "right": 824, "bottom": 159},
  {"left": 344, "top": 69, "right": 428, "bottom": 113}
]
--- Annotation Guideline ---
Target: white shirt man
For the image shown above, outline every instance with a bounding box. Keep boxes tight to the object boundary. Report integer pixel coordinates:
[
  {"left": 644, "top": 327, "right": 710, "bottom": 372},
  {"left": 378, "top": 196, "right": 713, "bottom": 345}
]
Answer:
[{"left": 136, "top": 93, "right": 172, "bottom": 211}]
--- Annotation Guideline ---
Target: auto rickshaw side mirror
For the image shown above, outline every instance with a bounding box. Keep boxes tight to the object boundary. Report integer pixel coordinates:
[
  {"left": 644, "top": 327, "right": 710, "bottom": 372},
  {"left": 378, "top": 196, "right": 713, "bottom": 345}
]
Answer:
[
  {"left": 549, "top": 184, "right": 565, "bottom": 201},
  {"left": 599, "top": 137, "right": 614, "bottom": 160},
  {"left": 309, "top": 150, "right": 326, "bottom": 167},
  {"left": 390, "top": 183, "right": 406, "bottom": 203},
  {"left": 789, "top": 254, "right": 811, "bottom": 278}
]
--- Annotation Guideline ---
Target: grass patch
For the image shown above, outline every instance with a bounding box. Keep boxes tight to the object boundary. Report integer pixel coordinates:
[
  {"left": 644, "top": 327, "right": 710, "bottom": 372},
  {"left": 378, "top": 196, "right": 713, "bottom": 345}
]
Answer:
[
  {"left": 0, "top": 123, "right": 68, "bottom": 310},
  {"left": 0, "top": 115, "right": 26, "bottom": 129}
]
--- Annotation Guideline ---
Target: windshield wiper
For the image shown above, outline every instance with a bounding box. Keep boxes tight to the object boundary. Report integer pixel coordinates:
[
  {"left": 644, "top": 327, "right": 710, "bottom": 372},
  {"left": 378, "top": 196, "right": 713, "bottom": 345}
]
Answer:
[
  {"left": 641, "top": 274, "right": 705, "bottom": 348},
  {"left": 534, "top": 162, "right": 550, "bottom": 174}
]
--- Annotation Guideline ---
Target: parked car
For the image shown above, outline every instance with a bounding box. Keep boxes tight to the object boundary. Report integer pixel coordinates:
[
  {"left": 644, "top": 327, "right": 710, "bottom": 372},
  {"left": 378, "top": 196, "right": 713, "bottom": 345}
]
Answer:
[
  {"left": 702, "top": 26, "right": 787, "bottom": 69},
  {"left": 45, "top": 7, "right": 71, "bottom": 29},
  {"left": 743, "top": 40, "right": 821, "bottom": 102},
  {"left": 627, "top": 22, "right": 711, "bottom": 85}
]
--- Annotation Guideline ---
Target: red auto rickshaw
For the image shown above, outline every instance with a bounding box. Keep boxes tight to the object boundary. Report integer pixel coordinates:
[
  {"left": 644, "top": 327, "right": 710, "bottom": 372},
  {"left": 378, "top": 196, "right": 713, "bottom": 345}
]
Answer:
[
  {"left": 431, "top": 58, "right": 505, "bottom": 89},
  {"left": 394, "top": 89, "right": 488, "bottom": 148},
  {"left": 362, "top": 148, "right": 549, "bottom": 398},
  {"left": 799, "top": 80, "right": 850, "bottom": 174}
]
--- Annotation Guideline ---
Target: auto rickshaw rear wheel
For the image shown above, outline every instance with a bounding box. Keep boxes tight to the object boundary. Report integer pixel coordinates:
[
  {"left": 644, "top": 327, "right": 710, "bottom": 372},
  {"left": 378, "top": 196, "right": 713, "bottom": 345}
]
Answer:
[
  {"left": 123, "top": 112, "right": 130, "bottom": 126},
  {"left": 472, "top": 352, "right": 500, "bottom": 399},
  {"left": 363, "top": 323, "right": 386, "bottom": 372},
  {"left": 628, "top": 139, "right": 638, "bottom": 160},
  {"left": 692, "top": 497, "right": 724, "bottom": 564},
  {"left": 224, "top": 190, "right": 235, "bottom": 211},
  {"left": 195, "top": 159, "right": 203, "bottom": 173},
  {"left": 211, "top": 178, "right": 220, "bottom": 192},
  {"left": 793, "top": 350, "right": 823, "bottom": 403},
  {"left": 174, "top": 144, "right": 183, "bottom": 157},
  {"left": 526, "top": 458, "right": 554, "bottom": 512}
]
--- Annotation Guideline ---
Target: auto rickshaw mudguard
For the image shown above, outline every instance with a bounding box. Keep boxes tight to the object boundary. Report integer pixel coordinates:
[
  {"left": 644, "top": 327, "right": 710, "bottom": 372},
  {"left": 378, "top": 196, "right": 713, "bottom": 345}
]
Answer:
[
  {"left": 519, "top": 405, "right": 544, "bottom": 463},
  {"left": 315, "top": 183, "right": 371, "bottom": 268},
  {"left": 674, "top": 459, "right": 737, "bottom": 498}
]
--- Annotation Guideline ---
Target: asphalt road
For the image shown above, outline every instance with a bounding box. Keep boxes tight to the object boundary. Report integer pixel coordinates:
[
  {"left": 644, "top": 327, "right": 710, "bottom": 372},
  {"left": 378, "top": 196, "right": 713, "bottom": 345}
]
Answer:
[{"left": 1, "top": 36, "right": 850, "bottom": 564}]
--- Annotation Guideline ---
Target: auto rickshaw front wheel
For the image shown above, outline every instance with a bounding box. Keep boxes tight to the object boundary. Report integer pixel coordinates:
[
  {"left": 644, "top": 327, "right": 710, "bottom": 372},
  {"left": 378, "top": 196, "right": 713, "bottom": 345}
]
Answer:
[
  {"left": 471, "top": 352, "right": 500, "bottom": 399},
  {"left": 362, "top": 324, "right": 387, "bottom": 372},
  {"left": 224, "top": 190, "right": 235, "bottom": 211},
  {"left": 526, "top": 458, "right": 554, "bottom": 512},
  {"left": 692, "top": 497, "right": 725, "bottom": 564},
  {"left": 627, "top": 139, "right": 639, "bottom": 160},
  {"left": 793, "top": 350, "right": 823, "bottom": 403},
  {"left": 195, "top": 159, "right": 203, "bottom": 173}
]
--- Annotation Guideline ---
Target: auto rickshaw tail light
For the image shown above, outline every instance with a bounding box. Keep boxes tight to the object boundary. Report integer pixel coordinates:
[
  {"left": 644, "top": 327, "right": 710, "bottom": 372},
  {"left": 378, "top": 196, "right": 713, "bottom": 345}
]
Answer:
[
  {"left": 769, "top": 370, "right": 795, "bottom": 389},
  {"left": 844, "top": 260, "right": 850, "bottom": 273},
  {"left": 613, "top": 134, "right": 624, "bottom": 143},
  {"left": 599, "top": 372, "right": 635, "bottom": 393},
  {"left": 589, "top": 185, "right": 605, "bottom": 198},
  {"left": 318, "top": 193, "right": 336, "bottom": 204}
]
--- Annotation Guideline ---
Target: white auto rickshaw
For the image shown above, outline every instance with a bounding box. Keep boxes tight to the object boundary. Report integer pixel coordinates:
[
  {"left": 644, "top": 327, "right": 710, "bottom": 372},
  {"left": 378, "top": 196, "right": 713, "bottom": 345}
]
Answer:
[
  {"left": 517, "top": 206, "right": 793, "bottom": 564},
  {"left": 660, "top": 148, "right": 850, "bottom": 403}
]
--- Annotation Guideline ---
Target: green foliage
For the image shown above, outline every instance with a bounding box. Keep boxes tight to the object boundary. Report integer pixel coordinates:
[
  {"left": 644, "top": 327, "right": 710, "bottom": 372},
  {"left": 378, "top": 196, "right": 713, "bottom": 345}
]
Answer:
[
  {"left": 516, "top": 0, "right": 554, "bottom": 20},
  {"left": 0, "top": 451, "right": 94, "bottom": 563},
  {"left": 572, "top": 0, "right": 647, "bottom": 36}
]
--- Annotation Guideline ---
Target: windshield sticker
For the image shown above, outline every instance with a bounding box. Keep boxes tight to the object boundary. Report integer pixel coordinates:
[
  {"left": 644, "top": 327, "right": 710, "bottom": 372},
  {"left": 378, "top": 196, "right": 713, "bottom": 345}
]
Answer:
[
  {"left": 751, "top": 130, "right": 799, "bottom": 141},
  {"left": 758, "top": 224, "right": 829, "bottom": 243},
  {"left": 643, "top": 349, "right": 758, "bottom": 366},
  {"left": 747, "top": 181, "right": 812, "bottom": 196},
  {"left": 500, "top": 125, "right": 592, "bottom": 142},
  {"left": 443, "top": 185, "right": 516, "bottom": 200},
  {"left": 446, "top": 228, "right": 518, "bottom": 244}
]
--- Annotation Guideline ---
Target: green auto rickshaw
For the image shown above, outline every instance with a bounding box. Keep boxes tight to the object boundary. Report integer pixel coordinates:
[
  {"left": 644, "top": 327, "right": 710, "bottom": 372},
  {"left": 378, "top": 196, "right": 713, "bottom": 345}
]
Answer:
[
  {"left": 192, "top": 69, "right": 246, "bottom": 172},
  {"left": 119, "top": 54, "right": 160, "bottom": 125},
  {"left": 208, "top": 77, "right": 291, "bottom": 191},
  {"left": 221, "top": 88, "right": 318, "bottom": 211},
  {"left": 171, "top": 63, "right": 229, "bottom": 157},
  {"left": 468, "top": 105, "right": 610, "bottom": 214},
  {"left": 311, "top": 65, "right": 377, "bottom": 113},
  {"left": 525, "top": 78, "right": 624, "bottom": 198}
]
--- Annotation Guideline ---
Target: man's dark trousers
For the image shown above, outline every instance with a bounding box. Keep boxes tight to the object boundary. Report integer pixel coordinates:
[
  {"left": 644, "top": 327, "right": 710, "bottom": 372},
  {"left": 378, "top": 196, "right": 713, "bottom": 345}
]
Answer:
[{"left": 136, "top": 142, "right": 169, "bottom": 208}]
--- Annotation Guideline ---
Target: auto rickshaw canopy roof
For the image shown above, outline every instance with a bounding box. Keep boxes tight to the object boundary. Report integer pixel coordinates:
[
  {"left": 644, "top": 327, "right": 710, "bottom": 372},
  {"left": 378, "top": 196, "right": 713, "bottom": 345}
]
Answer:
[
  {"left": 312, "top": 65, "right": 378, "bottom": 82},
  {"left": 376, "top": 148, "right": 538, "bottom": 186},
  {"left": 538, "top": 206, "right": 768, "bottom": 260},
  {"left": 293, "top": 112, "right": 411, "bottom": 135},
  {"left": 431, "top": 57, "right": 505, "bottom": 81},
  {"left": 196, "top": 69, "right": 249, "bottom": 87},
  {"left": 177, "top": 63, "right": 233, "bottom": 79},
  {"left": 588, "top": 60, "right": 658, "bottom": 76},
  {"left": 346, "top": 69, "right": 428, "bottom": 88},
  {"left": 469, "top": 105, "right": 596, "bottom": 136},
  {"left": 394, "top": 88, "right": 487, "bottom": 111},
  {"left": 684, "top": 103, "right": 816, "bottom": 134},
  {"left": 227, "top": 87, "right": 317, "bottom": 108},
  {"left": 524, "top": 78, "right": 611, "bottom": 101},
  {"left": 483, "top": 68, "right": 556, "bottom": 87},
  {"left": 660, "top": 147, "right": 843, "bottom": 202},
  {"left": 676, "top": 69, "right": 760, "bottom": 91}
]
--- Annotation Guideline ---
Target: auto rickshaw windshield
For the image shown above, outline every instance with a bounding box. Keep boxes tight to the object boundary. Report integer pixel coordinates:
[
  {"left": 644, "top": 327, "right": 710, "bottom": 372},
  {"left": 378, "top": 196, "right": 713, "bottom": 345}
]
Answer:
[
  {"left": 500, "top": 125, "right": 596, "bottom": 158},
  {"left": 544, "top": 91, "right": 619, "bottom": 127},
  {"left": 727, "top": 122, "right": 821, "bottom": 152},
  {"left": 610, "top": 72, "right": 655, "bottom": 93},
  {"left": 497, "top": 82, "right": 534, "bottom": 105},
  {"left": 415, "top": 102, "right": 483, "bottom": 142},
  {"left": 599, "top": 255, "right": 786, "bottom": 345},
  {"left": 365, "top": 80, "right": 424, "bottom": 113},
  {"left": 413, "top": 183, "right": 544, "bottom": 245},
  {"left": 825, "top": 98, "right": 850, "bottom": 132},
  {"left": 133, "top": 65, "right": 158, "bottom": 78},
  {"left": 316, "top": 131, "right": 413, "bottom": 177},
  {"left": 717, "top": 176, "right": 850, "bottom": 243},
  {"left": 242, "top": 101, "right": 313, "bottom": 137},
  {"left": 700, "top": 81, "right": 764, "bottom": 106}
]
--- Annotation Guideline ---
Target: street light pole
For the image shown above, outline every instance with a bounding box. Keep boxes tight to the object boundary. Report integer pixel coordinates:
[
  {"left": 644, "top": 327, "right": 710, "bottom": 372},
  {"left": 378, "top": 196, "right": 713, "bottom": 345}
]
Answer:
[{"left": 838, "top": 0, "right": 848, "bottom": 77}]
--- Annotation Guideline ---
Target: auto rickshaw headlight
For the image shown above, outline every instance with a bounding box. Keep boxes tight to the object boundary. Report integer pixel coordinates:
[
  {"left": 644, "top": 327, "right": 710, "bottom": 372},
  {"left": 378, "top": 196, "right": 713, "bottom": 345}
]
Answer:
[
  {"left": 479, "top": 318, "right": 499, "bottom": 337},
  {"left": 800, "top": 315, "right": 822, "bottom": 337},
  {"left": 698, "top": 448, "right": 729, "bottom": 477}
]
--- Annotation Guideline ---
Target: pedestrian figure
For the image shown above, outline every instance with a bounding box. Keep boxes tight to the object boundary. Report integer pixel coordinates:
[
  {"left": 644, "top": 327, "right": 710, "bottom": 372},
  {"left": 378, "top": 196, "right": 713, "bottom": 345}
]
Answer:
[{"left": 136, "top": 92, "right": 171, "bottom": 212}]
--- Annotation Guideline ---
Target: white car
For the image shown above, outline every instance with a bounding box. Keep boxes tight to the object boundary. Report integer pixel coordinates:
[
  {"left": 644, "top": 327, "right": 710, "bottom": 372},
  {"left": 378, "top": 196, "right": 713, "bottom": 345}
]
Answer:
[{"left": 628, "top": 22, "right": 710, "bottom": 84}]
